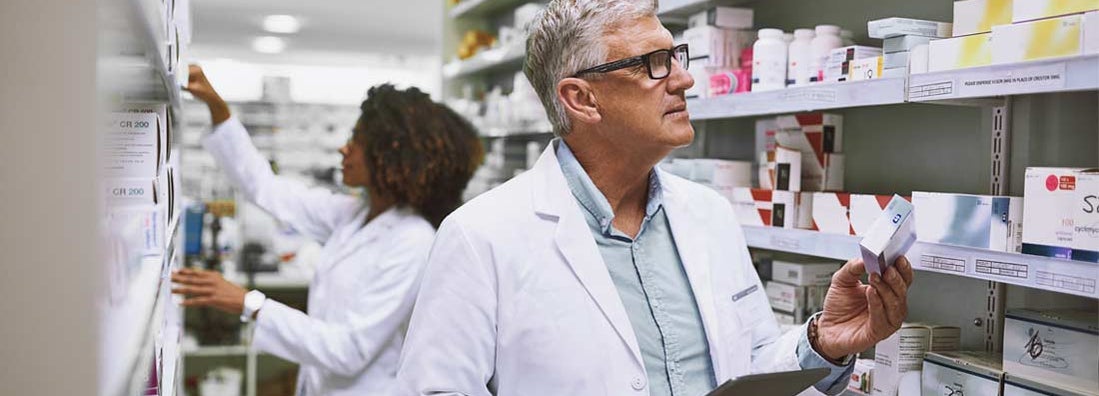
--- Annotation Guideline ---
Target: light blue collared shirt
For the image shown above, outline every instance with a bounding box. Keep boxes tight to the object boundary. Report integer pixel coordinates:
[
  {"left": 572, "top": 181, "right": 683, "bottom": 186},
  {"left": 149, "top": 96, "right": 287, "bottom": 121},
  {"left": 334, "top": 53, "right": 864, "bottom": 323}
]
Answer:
[{"left": 556, "top": 140, "right": 853, "bottom": 395}]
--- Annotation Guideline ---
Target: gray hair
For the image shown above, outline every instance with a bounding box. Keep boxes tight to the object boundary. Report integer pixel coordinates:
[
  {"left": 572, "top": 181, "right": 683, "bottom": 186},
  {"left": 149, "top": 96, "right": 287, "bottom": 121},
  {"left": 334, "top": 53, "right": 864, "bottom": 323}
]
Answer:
[{"left": 524, "top": 0, "right": 659, "bottom": 137}]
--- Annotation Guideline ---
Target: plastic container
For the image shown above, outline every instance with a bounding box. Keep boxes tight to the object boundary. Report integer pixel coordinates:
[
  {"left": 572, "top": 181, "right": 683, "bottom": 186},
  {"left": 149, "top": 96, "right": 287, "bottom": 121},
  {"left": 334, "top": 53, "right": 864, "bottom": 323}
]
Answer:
[
  {"left": 810, "top": 25, "right": 843, "bottom": 83},
  {"left": 752, "top": 28, "right": 788, "bottom": 91},
  {"left": 840, "top": 29, "right": 855, "bottom": 46},
  {"left": 783, "top": 32, "right": 795, "bottom": 44},
  {"left": 786, "top": 28, "right": 815, "bottom": 86}
]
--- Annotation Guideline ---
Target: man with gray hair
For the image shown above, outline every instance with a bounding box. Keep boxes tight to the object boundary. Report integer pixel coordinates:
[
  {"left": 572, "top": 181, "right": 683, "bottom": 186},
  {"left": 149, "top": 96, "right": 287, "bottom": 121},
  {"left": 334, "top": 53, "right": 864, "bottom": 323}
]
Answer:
[{"left": 397, "top": 1, "right": 913, "bottom": 395}]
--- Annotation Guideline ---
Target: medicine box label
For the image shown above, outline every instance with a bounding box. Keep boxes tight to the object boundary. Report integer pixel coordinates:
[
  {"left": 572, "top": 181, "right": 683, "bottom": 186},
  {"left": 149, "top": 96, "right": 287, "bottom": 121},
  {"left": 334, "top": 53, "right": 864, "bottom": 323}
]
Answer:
[
  {"left": 104, "top": 112, "right": 161, "bottom": 177},
  {"left": 860, "top": 194, "right": 917, "bottom": 275}
]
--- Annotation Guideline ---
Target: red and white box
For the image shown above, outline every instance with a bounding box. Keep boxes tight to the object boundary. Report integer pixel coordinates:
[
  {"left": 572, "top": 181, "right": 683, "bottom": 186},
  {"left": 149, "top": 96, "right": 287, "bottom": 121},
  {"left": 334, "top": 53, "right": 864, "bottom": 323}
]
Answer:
[
  {"left": 775, "top": 113, "right": 844, "bottom": 191},
  {"left": 797, "top": 192, "right": 815, "bottom": 229},
  {"left": 764, "top": 146, "right": 803, "bottom": 192},
  {"left": 851, "top": 194, "right": 911, "bottom": 236},
  {"left": 801, "top": 153, "right": 845, "bottom": 192},
  {"left": 732, "top": 188, "right": 773, "bottom": 227},
  {"left": 772, "top": 190, "right": 800, "bottom": 229},
  {"left": 812, "top": 192, "right": 853, "bottom": 235}
]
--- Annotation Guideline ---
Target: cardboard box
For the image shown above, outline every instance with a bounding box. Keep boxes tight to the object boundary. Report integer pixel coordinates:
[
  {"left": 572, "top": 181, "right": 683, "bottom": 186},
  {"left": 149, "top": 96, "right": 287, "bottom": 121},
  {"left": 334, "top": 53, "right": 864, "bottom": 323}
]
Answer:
[
  {"left": 1086, "top": 11, "right": 1099, "bottom": 54},
  {"left": 884, "top": 35, "right": 933, "bottom": 53},
  {"left": 825, "top": 46, "right": 882, "bottom": 82},
  {"left": 928, "top": 32, "right": 993, "bottom": 72},
  {"left": 797, "top": 192, "right": 815, "bottom": 229},
  {"left": 732, "top": 187, "right": 772, "bottom": 226},
  {"left": 954, "top": 0, "right": 1014, "bottom": 36},
  {"left": 771, "top": 260, "right": 842, "bottom": 286},
  {"left": 1023, "top": 167, "right": 1084, "bottom": 259},
  {"left": 882, "top": 67, "right": 908, "bottom": 79},
  {"left": 691, "top": 159, "right": 753, "bottom": 188},
  {"left": 688, "top": 6, "right": 753, "bottom": 29},
  {"left": 922, "top": 351, "right": 1004, "bottom": 396},
  {"left": 911, "top": 43, "right": 930, "bottom": 74},
  {"left": 771, "top": 190, "right": 799, "bottom": 229},
  {"left": 766, "top": 146, "right": 803, "bottom": 192},
  {"left": 913, "top": 192, "right": 1024, "bottom": 253},
  {"left": 883, "top": 51, "right": 908, "bottom": 69},
  {"left": 1012, "top": 0, "right": 1099, "bottom": 23},
  {"left": 851, "top": 195, "right": 892, "bottom": 236},
  {"left": 992, "top": 14, "right": 1090, "bottom": 64},
  {"left": 800, "top": 153, "right": 845, "bottom": 192},
  {"left": 812, "top": 192, "right": 853, "bottom": 235},
  {"left": 1005, "top": 373, "right": 1095, "bottom": 396},
  {"left": 849, "top": 56, "right": 884, "bottom": 81},
  {"left": 764, "top": 281, "right": 826, "bottom": 314},
  {"left": 684, "top": 26, "right": 730, "bottom": 66},
  {"left": 850, "top": 359, "right": 875, "bottom": 394},
  {"left": 1003, "top": 309, "right": 1099, "bottom": 393},
  {"left": 1073, "top": 169, "right": 1099, "bottom": 262},
  {"left": 924, "top": 324, "right": 963, "bottom": 352},
  {"left": 869, "top": 18, "right": 953, "bottom": 39},
  {"left": 860, "top": 195, "right": 916, "bottom": 275},
  {"left": 872, "top": 324, "right": 931, "bottom": 396}
]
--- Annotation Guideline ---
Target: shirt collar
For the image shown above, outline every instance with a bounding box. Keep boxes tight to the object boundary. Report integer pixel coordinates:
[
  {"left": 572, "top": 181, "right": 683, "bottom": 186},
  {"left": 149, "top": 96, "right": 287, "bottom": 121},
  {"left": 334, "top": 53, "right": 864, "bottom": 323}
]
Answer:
[{"left": 555, "top": 139, "right": 664, "bottom": 235}]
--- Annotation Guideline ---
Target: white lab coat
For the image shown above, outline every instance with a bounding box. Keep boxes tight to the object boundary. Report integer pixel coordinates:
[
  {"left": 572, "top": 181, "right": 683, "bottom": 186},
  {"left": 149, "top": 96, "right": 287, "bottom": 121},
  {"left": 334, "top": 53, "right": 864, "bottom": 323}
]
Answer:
[
  {"left": 397, "top": 145, "right": 804, "bottom": 396},
  {"left": 204, "top": 118, "right": 436, "bottom": 395}
]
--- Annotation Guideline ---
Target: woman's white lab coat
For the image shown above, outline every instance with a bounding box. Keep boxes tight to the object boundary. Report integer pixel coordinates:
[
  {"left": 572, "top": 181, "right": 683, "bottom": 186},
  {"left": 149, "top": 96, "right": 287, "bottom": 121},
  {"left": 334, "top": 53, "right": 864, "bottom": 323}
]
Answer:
[{"left": 203, "top": 118, "right": 436, "bottom": 395}]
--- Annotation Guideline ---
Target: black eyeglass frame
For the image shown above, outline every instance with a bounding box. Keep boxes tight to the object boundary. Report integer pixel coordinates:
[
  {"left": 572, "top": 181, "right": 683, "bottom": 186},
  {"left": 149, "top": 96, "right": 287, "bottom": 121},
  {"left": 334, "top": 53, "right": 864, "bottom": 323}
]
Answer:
[{"left": 571, "top": 44, "right": 690, "bottom": 80}]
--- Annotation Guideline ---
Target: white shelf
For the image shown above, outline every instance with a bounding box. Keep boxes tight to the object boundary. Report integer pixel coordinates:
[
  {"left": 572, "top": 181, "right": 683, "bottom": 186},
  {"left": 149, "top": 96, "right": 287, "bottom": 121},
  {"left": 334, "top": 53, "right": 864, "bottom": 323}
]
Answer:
[
  {"left": 101, "top": 255, "right": 165, "bottom": 396},
  {"left": 657, "top": 0, "right": 752, "bottom": 20},
  {"left": 183, "top": 345, "right": 250, "bottom": 357},
  {"left": 687, "top": 77, "right": 908, "bottom": 120},
  {"left": 226, "top": 272, "right": 311, "bottom": 289},
  {"left": 742, "top": 225, "right": 861, "bottom": 261},
  {"left": 443, "top": 45, "right": 526, "bottom": 79},
  {"left": 480, "top": 123, "right": 553, "bottom": 138},
  {"left": 741, "top": 225, "right": 1099, "bottom": 299},
  {"left": 449, "top": 0, "right": 532, "bottom": 19},
  {"left": 909, "top": 242, "right": 1099, "bottom": 299},
  {"left": 908, "top": 54, "right": 1099, "bottom": 103}
]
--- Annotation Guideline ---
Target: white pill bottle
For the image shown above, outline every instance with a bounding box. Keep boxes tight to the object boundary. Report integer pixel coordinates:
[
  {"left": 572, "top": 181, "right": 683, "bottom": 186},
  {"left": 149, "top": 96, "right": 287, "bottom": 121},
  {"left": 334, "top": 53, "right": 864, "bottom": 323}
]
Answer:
[
  {"left": 751, "top": 28, "right": 787, "bottom": 92},
  {"left": 786, "top": 28, "right": 815, "bottom": 86},
  {"left": 810, "top": 25, "right": 842, "bottom": 83}
]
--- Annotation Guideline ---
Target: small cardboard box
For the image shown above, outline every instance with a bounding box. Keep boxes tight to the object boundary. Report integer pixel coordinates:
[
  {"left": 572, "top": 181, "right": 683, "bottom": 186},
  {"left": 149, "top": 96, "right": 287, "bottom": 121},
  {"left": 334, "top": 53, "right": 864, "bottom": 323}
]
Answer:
[
  {"left": 771, "top": 260, "right": 842, "bottom": 286},
  {"left": 954, "top": 0, "right": 1014, "bottom": 36},
  {"left": 812, "top": 192, "right": 853, "bottom": 235},
  {"left": 859, "top": 195, "right": 917, "bottom": 275},
  {"left": 1003, "top": 309, "right": 1099, "bottom": 393}
]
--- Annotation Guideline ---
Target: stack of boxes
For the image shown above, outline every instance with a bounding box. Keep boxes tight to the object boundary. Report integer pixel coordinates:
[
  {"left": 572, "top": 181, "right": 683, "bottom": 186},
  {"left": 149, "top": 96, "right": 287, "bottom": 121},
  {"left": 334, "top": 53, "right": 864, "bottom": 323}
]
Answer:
[
  {"left": 913, "top": 192, "right": 1025, "bottom": 253},
  {"left": 869, "top": 17, "right": 953, "bottom": 75},
  {"left": 871, "top": 323, "right": 961, "bottom": 396},
  {"left": 682, "top": 6, "right": 755, "bottom": 99},
  {"left": 824, "top": 45, "right": 884, "bottom": 82},
  {"left": 922, "top": 0, "right": 1099, "bottom": 73},
  {"left": 764, "top": 259, "right": 841, "bottom": 327},
  {"left": 663, "top": 158, "right": 753, "bottom": 203}
]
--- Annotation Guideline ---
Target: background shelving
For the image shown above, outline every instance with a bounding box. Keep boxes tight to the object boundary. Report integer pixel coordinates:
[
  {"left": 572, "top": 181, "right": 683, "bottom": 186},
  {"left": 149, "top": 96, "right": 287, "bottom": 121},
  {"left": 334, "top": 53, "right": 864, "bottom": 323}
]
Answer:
[{"left": 687, "top": 77, "right": 908, "bottom": 120}]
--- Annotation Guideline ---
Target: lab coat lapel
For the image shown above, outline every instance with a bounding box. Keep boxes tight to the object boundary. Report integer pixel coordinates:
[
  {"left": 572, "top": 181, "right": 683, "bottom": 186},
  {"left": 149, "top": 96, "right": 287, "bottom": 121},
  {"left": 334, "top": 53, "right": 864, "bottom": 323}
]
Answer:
[
  {"left": 659, "top": 168, "right": 725, "bottom": 377},
  {"left": 319, "top": 207, "right": 390, "bottom": 275},
  {"left": 529, "top": 144, "right": 645, "bottom": 368}
]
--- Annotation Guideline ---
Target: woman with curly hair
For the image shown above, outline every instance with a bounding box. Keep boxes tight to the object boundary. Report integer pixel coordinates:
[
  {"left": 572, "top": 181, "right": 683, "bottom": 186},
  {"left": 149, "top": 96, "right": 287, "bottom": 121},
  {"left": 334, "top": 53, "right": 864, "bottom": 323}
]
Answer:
[{"left": 172, "top": 65, "right": 482, "bottom": 395}]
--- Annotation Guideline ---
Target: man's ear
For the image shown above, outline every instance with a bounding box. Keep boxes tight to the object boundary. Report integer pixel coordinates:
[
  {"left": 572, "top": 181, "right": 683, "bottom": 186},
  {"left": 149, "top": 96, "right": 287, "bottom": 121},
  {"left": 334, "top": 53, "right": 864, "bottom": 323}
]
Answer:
[{"left": 557, "top": 77, "right": 601, "bottom": 126}]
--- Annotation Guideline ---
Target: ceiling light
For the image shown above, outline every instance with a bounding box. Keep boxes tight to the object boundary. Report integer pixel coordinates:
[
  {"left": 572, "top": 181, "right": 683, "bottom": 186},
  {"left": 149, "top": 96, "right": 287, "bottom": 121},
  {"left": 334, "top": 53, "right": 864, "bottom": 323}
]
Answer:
[
  {"left": 252, "top": 36, "right": 286, "bottom": 54},
  {"left": 263, "top": 15, "right": 301, "bottom": 34}
]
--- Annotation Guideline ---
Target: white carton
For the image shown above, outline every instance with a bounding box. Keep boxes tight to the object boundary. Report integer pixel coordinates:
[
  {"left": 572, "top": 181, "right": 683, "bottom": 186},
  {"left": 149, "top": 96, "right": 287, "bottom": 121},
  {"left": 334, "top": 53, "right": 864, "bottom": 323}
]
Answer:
[
  {"left": 688, "top": 6, "right": 753, "bottom": 29},
  {"left": 732, "top": 188, "right": 772, "bottom": 227},
  {"left": 868, "top": 18, "right": 953, "bottom": 39},
  {"left": 764, "top": 281, "right": 826, "bottom": 314},
  {"left": 771, "top": 260, "right": 842, "bottom": 286},
  {"left": 883, "top": 51, "right": 908, "bottom": 69},
  {"left": 1005, "top": 373, "right": 1095, "bottom": 396},
  {"left": 851, "top": 194, "right": 903, "bottom": 237},
  {"left": 768, "top": 146, "right": 803, "bottom": 192},
  {"left": 1023, "top": 167, "right": 1084, "bottom": 259},
  {"left": 104, "top": 177, "right": 162, "bottom": 207},
  {"left": 992, "top": 14, "right": 1091, "bottom": 64},
  {"left": 771, "top": 190, "right": 799, "bottom": 229},
  {"left": 797, "top": 192, "right": 815, "bottom": 229},
  {"left": 849, "top": 56, "right": 884, "bottom": 81},
  {"left": 913, "top": 192, "right": 1024, "bottom": 253},
  {"left": 801, "top": 153, "right": 845, "bottom": 192},
  {"left": 812, "top": 192, "right": 853, "bottom": 235},
  {"left": 1087, "top": 11, "right": 1099, "bottom": 54},
  {"left": 921, "top": 351, "right": 1004, "bottom": 396},
  {"left": 1073, "top": 169, "right": 1099, "bottom": 262},
  {"left": 774, "top": 113, "right": 844, "bottom": 153},
  {"left": 928, "top": 33, "right": 993, "bottom": 72},
  {"left": 1012, "top": 0, "right": 1099, "bottom": 23},
  {"left": 1003, "top": 309, "right": 1099, "bottom": 393},
  {"left": 953, "top": 0, "right": 1014, "bottom": 36},
  {"left": 883, "top": 35, "right": 933, "bottom": 53},
  {"left": 849, "top": 359, "right": 875, "bottom": 394},
  {"left": 872, "top": 324, "right": 931, "bottom": 396},
  {"left": 859, "top": 195, "right": 917, "bottom": 275}
]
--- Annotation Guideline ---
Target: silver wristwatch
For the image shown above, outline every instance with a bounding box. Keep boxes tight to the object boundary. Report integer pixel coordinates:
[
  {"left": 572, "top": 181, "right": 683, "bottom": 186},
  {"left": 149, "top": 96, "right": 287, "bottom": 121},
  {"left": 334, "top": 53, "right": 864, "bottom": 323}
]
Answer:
[{"left": 241, "top": 290, "right": 267, "bottom": 323}]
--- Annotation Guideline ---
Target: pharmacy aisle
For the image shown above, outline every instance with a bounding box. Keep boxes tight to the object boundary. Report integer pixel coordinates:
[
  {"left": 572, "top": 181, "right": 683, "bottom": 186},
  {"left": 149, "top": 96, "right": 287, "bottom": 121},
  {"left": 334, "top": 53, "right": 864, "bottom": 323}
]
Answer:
[{"left": 442, "top": 0, "right": 1098, "bottom": 395}]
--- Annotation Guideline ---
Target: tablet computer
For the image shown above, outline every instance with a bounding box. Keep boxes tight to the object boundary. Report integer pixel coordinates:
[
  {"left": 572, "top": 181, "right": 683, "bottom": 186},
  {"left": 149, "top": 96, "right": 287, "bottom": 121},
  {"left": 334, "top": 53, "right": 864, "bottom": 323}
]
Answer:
[{"left": 705, "top": 367, "right": 830, "bottom": 396}]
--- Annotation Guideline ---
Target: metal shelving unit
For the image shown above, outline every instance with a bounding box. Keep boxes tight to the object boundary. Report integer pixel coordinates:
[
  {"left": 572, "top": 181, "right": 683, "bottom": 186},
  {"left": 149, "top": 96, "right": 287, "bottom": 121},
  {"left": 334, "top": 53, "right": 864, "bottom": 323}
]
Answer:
[
  {"left": 442, "top": 45, "right": 526, "bottom": 79},
  {"left": 449, "top": 0, "right": 535, "bottom": 19},
  {"left": 688, "top": 78, "right": 908, "bottom": 120},
  {"left": 909, "top": 54, "right": 1099, "bottom": 103},
  {"left": 742, "top": 226, "right": 1099, "bottom": 299}
]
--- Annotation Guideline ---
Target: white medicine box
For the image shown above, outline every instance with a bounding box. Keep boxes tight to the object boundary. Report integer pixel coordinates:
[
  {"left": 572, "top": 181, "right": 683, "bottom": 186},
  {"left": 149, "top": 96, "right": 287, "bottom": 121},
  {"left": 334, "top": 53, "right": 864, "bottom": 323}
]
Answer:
[
  {"left": 1073, "top": 169, "right": 1099, "bottom": 262},
  {"left": 1003, "top": 309, "right": 1099, "bottom": 393},
  {"left": 770, "top": 260, "right": 842, "bottom": 286},
  {"left": 1023, "top": 167, "right": 1085, "bottom": 259}
]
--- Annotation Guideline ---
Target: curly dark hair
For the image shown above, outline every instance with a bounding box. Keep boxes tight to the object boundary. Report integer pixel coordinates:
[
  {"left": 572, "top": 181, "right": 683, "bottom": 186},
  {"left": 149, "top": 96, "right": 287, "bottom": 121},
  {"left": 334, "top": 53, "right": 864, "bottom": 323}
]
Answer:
[{"left": 352, "top": 84, "right": 483, "bottom": 228}]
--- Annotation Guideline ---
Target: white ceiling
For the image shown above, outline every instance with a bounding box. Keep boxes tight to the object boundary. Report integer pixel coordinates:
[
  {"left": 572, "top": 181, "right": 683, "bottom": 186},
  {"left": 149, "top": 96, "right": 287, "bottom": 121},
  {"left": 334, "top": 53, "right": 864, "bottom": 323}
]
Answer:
[{"left": 190, "top": 0, "right": 443, "bottom": 58}]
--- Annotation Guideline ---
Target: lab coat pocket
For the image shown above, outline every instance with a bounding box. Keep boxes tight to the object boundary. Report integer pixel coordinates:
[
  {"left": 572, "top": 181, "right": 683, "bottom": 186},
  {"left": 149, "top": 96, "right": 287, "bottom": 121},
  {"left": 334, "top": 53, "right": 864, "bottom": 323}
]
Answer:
[{"left": 721, "top": 292, "right": 757, "bottom": 377}]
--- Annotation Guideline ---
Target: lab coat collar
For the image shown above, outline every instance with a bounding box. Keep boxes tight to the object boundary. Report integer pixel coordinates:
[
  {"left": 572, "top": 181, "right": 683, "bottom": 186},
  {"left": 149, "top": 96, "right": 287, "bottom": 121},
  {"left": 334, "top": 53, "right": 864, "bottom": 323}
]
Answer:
[
  {"left": 318, "top": 206, "right": 413, "bottom": 274},
  {"left": 529, "top": 141, "right": 645, "bottom": 368}
]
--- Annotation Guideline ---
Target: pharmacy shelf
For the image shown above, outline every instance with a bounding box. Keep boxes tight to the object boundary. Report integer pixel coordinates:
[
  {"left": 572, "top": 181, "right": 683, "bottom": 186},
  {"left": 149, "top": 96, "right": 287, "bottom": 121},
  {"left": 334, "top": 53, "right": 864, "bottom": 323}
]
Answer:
[
  {"left": 102, "top": 255, "right": 166, "bottom": 396},
  {"left": 909, "top": 54, "right": 1099, "bottom": 103},
  {"left": 227, "top": 272, "right": 311, "bottom": 289},
  {"left": 443, "top": 45, "right": 526, "bottom": 79},
  {"left": 184, "top": 345, "right": 250, "bottom": 358},
  {"left": 657, "top": 0, "right": 753, "bottom": 20},
  {"left": 449, "top": 0, "right": 533, "bottom": 19},
  {"left": 480, "top": 123, "right": 553, "bottom": 138},
  {"left": 742, "top": 225, "right": 861, "bottom": 261},
  {"left": 908, "top": 242, "right": 1099, "bottom": 299},
  {"left": 687, "top": 77, "right": 908, "bottom": 120},
  {"left": 742, "top": 225, "right": 1099, "bottom": 299}
]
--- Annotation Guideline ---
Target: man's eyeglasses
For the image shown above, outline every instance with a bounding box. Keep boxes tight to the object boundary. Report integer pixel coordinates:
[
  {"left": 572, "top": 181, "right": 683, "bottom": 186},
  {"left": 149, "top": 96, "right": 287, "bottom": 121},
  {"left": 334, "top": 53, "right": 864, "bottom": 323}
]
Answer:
[{"left": 572, "top": 44, "right": 690, "bottom": 80}]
